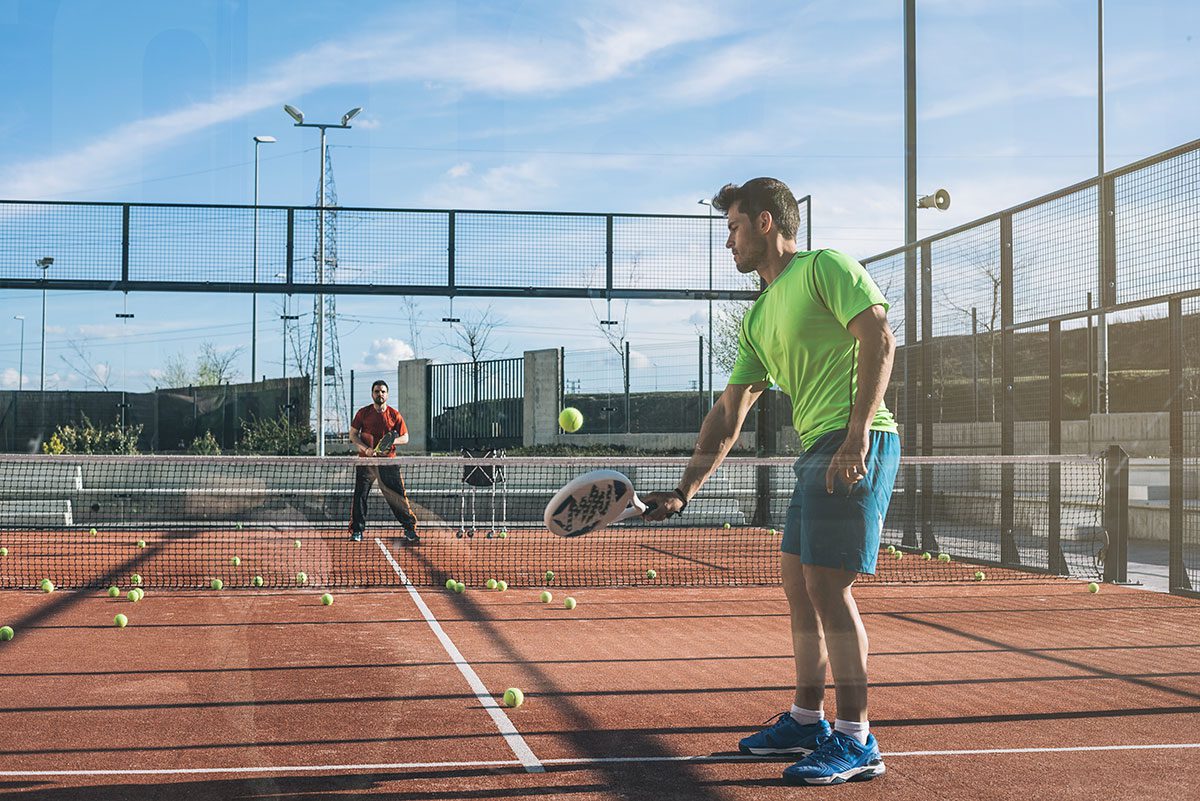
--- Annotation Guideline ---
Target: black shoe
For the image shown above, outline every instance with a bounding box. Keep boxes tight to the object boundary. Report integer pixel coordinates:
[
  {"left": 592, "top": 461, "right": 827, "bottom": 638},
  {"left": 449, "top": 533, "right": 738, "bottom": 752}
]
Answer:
[
  {"left": 403, "top": 528, "right": 420, "bottom": 543},
  {"left": 349, "top": 531, "right": 363, "bottom": 542}
]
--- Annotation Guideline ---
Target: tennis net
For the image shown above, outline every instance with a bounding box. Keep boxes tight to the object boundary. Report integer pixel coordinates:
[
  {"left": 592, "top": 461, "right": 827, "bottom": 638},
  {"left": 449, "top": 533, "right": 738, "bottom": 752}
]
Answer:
[{"left": 0, "top": 453, "right": 1109, "bottom": 589}]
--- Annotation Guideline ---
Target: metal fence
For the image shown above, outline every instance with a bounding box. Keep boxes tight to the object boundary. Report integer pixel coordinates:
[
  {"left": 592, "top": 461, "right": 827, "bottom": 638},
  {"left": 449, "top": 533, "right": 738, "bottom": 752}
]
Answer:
[{"left": 427, "top": 357, "right": 523, "bottom": 452}]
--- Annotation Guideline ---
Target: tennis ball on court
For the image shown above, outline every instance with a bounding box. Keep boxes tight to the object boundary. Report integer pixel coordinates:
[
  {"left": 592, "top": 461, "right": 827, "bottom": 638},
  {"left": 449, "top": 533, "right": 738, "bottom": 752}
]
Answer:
[
  {"left": 446, "top": 578, "right": 457, "bottom": 590},
  {"left": 974, "top": 571, "right": 986, "bottom": 581},
  {"left": 114, "top": 614, "right": 128, "bottom": 628},
  {"left": 321, "top": 593, "right": 334, "bottom": 606},
  {"left": 107, "top": 585, "right": 120, "bottom": 598},
  {"left": 503, "top": 687, "right": 524, "bottom": 708},
  {"left": 454, "top": 581, "right": 465, "bottom": 593},
  {"left": 89, "top": 527, "right": 97, "bottom": 535},
  {"left": 230, "top": 556, "right": 241, "bottom": 567},
  {"left": 544, "top": 570, "right": 555, "bottom": 582},
  {"left": 131, "top": 574, "right": 142, "bottom": 585},
  {"left": 558, "top": 407, "right": 583, "bottom": 433},
  {"left": 1087, "top": 582, "right": 1100, "bottom": 593},
  {"left": 296, "top": 571, "right": 307, "bottom": 585},
  {"left": 485, "top": 579, "right": 498, "bottom": 590},
  {"left": 938, "top": 553, "right": 951, "bottom": 563},
  {"left": 210, "top": 578, "right": 223, "bottom": 590},
  {"left": 893, "top": 550, "right": 903, "bottom": 560},
  {"left": 564, "top": 597, "right": 577, "bottom": 610},
  {"left": 498, "top": 530, "right": 508, "bottom": 539},
  {"left": 0, "top": 547, "right": 6, "bottom": 556},
  {"left": 40, "top": 579, "right": 54, "bottom": 593},
  {"left": 921, "top": 552, "right": 932, "bottom": 560},
  {"left": 497, "top": 580, "right": 508, "bottom": 592},
  {"left": 294, "top": 539, "right": 302, "bottom": 549},
  {"left": 136, "top": 539, "right": 146, "bottom": 549},
  {"left": 769, "top": 528, "right": 777, "bottom": 535},
  {"left": 252, "top": 576, "right": 263, "bottom": 587},
  {"left": 646, "top": 569, "right": 657, "bottom": 580},
  {"left": 127, "top": 590, "right": 140, "bottom": 602},
  {"left": 0, "top": 626, "right": 12, "bottom": 641},
  {"left": 539, "top": 591, "right": 552, "bottom": 603},
  {"left": 134, "top": 588, "right": 144, "bottom": 601},
  {"left": 886, "top": 545, "right": 896, "bottom": 554}
]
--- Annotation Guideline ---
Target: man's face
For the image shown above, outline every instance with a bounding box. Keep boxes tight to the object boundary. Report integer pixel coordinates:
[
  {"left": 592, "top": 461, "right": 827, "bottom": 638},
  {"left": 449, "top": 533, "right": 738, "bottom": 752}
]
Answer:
[
  {"left": 725, "top": 201, "right": 768, "bottom": 274},
  {"left": 372, "top": 384, "right": 388, "bottom": 406}
]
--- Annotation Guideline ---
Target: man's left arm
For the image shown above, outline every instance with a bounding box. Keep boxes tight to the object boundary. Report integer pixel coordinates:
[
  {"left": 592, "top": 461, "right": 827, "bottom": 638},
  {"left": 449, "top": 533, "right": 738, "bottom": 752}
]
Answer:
[
  {"left": 392, "top": 413, "right": 410, "bottom": 446},
  {"left": 825, "top": 304, "right": 895, "bottom": 493}
]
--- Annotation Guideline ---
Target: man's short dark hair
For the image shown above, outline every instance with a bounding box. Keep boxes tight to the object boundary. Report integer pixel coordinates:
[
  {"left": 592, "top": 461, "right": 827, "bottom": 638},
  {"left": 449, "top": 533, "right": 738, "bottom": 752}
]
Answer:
[
  {"left": 371, "top": 380, "right": 389, "bottom": 391},
  {"left": 711, "top": 178, "right": 799, "bottom": 241}
]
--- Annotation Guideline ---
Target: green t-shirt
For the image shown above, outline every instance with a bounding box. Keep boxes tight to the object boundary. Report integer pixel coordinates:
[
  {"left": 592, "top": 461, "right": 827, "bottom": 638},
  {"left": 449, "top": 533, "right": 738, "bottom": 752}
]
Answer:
[{"left": 728, "top": 249, "right": 898, "bottom": 450}]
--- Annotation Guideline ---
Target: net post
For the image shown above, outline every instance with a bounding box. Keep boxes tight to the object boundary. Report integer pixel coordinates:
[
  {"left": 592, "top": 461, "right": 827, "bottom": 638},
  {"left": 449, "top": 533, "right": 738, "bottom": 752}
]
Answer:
[
  {"left": 624, "top": 340, "right": 631, "bottom": 434},
  {"left": 999, "top": 214, "right": 1018, "bottom": 567},
  {"left": 1102, "top": 444, "right": 1129, "bottom": 584},
  {"left": 1168, "top": 299, "right": 1190, "bottom": 592},
  {"left": 752, "top": 390, "right": 777, "bottom": 527},
  {"left": 1048, "top": 321, "right": 1066, "bottom": 573},
  {"left": 697, "top": 335, "right": 705, "bottom": 430},
  {"left": 917, "top": 242, "right": 933, "bottom": 551}
]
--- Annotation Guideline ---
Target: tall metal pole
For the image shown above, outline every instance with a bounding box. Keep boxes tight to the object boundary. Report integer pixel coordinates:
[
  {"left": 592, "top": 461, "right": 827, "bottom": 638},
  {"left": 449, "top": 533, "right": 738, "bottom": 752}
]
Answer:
[
  {"left": 14, "top": 316, "right": 24, "bottom": 391},
  {"left": 39, "top": 274, "right": 48, "bottom": 392},
  {"left": 1096, "top": 0, "right": 1109, "bottom": 414},
  {"left": 707, "top": 201, "right": 714, "bottom": 408},
  {"left": 904, "top": 0, "right": 917, "bottom": 257},
  {"left": 317, "top": 125, "right": 327, "bottom": 456},
  {"left": 252, "top": 142, "right": 261, "bottom": 384}
]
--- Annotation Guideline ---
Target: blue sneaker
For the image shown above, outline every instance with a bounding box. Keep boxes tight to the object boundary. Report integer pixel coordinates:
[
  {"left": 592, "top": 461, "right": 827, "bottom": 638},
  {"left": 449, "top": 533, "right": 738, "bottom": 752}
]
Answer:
[
  {"left": 782, "top": 731, "right": 885, "bottom": 785},
  {"left": 738, "top": 712, "right": 832, "bottom": 755},
  {"left": 349, "top": 531, "right": 363, "bottom": 542}
]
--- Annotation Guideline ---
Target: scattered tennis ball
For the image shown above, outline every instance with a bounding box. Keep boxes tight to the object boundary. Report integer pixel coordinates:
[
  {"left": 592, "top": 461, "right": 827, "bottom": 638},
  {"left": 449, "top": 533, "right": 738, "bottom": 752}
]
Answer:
[
  {"left": 114, "top": 613, "right": 128, "bottom": 628},
  {"left": 564, "top": 597, "right": 577, "bottom": 610},
  {"left": 485, "top": 579, "right": 498, "bottom": 590},
  {"left": 886, "top": 545, "right": 896, "bottom": 554},
  {"left": 646, "top": 569, "right": 657, "bottom": 580},
  {"left": 0, "top": 625, "right": 12, "bottom": 641},
  {"left": 131, "top": 574, "right": 142, "bottom": 586},
  {"left": 40, "top": 579, "right": 54, "bottom": 593},
  {"left": 321, "top": 593, "right": 334, "bottom": 606},
  {"left": 136, "top": 539, "right": 146, "bottom": 549},
  {"left": 0, "top": 547, "right": 7, "bottom": 557},
  {"left": 127, "top": 589, "right": 140, "bottom": 602},
  {"left": 723, "top": 522, "right": 730, "bottom": 529},
  {"left": 544, "top": 570, "right": 555, "bottom": 582},
  {"left": 454, "top": 581, "right": 465, "bottom": 593},
  {"left": 296, "top": 571, "right": 307, "bottom": 585},
  {"left": 768, "top": 528, "right": 777, "bottom": 535},
  {"left": 497, "top": 580, "right": 508, "bottom": 592},
  {"left": 921, "top": 552, "right": 932, "bottom": 560},
  {"left": 133, "top": 588, "right": 144, "bottom": 601},
  {"left": 558, "top": 407, "right": 583, "bottom": 432},
  {"left": 893, "top": 550, "right": 903, "bottom": 560},
  {"left": 293, "top": 539, "right": 302, "bottom": 549},
  {"left": 446, "top": 579, "right": 457, "bottom": 590},
  {"left": 230, "top": 556, "right": 241, "bottom": 567},
  {"left": 938, "top": 553, "right": 951, "bottom": 563},
  {"left": 252, "top": 575, "right": 263, "bottom": 587},
  {"left": 107, "top": 585, "right": 120, "bottom": 598},
  {"left": 974, "top": 571, "right": 986, "bottom": 581},
  {"left": 498, "top": 530, "right": 508, "bottom": 539},
  {"left": 236, "top": 522, "right": 243, "bottom": 530},
  {"left": 503, "top": 687, "right": 524, "bottom": 708},
  {"left": 1088, "top": 581, "right": 1100, "bottom": 593},
  {"left": 539, "top": 590, "right": 552, "bottom": 603},
  {"left": 210, "top": 578, "right": 223, "bottom": 590},
  {"left": 89, "top": 527, "right": 97, "bottom": 535}
]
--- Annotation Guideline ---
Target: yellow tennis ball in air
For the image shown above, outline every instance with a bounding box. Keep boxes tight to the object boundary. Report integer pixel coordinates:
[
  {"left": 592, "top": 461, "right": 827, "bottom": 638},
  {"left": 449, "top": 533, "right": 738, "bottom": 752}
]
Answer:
[
  {"left": 210, "top": 578, "right": 223, "bottom": 590},
  {"left": 230, "top": 556, "right": 241, "bottom": 567},
  {"left": 107, "top": 585, "right": 120, "bottom": 598},
  {"left": 938, "top": 553, "right": 951, "bottom": 563},
  {"left": 539, "top": 590, "right": 552, "bottom": 603},
  {"left": 0, "top": 625, "right": 13, "bottom": 641},
  {"left": 646, "top": 569, "right": 657, "bottom": 580},
  {"left": 564, "top": 597, "right": 577, "bottom": 610},
  {"left": 296, "top": 571, "right": 307, "bottom": 585},
  {"left": 1087, "top": 582, "right": 1100, "bottom": 593},
  {"left": 114, "top": 614, "right": 128, "bottom": 628},
  {"left": 974, "top": 571, "right": 986, "bottom": 581},
  {"left": 252, "top": 576, "right": 263, "bottom": 587},
  {"left": 485, "top": 579, "right": 498, "bottom": 590},
  {"left": 503, "top": 687, "right": 524, "bottom": 708},
  {"left": 497, "top": 580, "right": 508, "bottom": 592},
  {"left": 321, "top": 593, "right": 334, "bottom": 606},
  {"left": 558, "top": 407, "right": 583, "bottom": 432},
  {"left": 136, "top": 540, "right": 146, "bottom": 548}
]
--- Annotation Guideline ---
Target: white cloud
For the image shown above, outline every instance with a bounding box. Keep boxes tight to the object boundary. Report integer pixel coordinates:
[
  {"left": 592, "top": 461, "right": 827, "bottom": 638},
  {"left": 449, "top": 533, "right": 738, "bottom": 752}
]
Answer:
[
  {"left": 0, "top": 368, "right": 27, "bottom": 390},
  {"left": 447, "top": 162, "right": 473, "bottom": 179},
  {"left": 357, "top": 337, "right": 415, "bottom": 372}
]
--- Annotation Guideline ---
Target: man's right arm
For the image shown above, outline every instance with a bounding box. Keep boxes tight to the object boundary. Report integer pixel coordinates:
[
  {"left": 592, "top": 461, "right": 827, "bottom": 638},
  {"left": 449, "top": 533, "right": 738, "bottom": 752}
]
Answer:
[
  {"left": 643, "top": 379, "right": 768, "bottom": 520},
  {"left": 348, "top": 425, "right": 369, "bottom": 455}
]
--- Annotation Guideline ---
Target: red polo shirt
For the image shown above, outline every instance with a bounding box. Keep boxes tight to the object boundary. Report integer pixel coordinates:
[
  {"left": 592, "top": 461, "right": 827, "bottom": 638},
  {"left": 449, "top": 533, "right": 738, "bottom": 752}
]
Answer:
[{"left": 351, "top": 404, "right": 407, "bottom": 457}]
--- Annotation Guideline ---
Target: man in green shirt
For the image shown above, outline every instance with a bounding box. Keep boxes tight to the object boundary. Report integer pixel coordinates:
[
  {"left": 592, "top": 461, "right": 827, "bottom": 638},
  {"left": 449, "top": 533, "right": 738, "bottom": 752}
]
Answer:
[{"left": 644, "top": 177, "right": 899, "bottom": 786}]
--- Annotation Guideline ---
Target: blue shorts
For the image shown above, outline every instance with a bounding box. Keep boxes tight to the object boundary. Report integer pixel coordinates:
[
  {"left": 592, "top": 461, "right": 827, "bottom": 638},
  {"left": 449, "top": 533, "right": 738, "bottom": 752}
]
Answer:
[{"left": 781, "top": 429, "right": 901, "bottom": 575}]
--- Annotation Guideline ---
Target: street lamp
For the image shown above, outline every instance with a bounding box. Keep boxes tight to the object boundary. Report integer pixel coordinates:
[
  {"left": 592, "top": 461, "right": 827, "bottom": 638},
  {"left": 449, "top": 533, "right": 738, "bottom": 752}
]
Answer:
[
  {"left": 252, "top": 135, "right": 277, "bottom": 384},
  {"left": 697, "top": 199, "right": 714, "bottom": 409},
  {"left": 12, "top": 316, "right": 24, "bottom": 391},
  {"left": 284, "top": 104, "right": 361, "bottom": 456},
  {"left": 36, "top": 257, "right": 52, "bottom": 392}
]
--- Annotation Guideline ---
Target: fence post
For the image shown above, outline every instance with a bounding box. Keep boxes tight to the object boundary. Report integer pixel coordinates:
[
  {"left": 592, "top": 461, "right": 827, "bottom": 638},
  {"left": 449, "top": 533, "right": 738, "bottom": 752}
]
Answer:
[
  {"left": 1168, "top": 299, "right": 1189, "bottom": 592},
  {"left": 918, "top": 241, "right": 937, "bottom": 553},
  {"left": 999, "top": 214, "right": 1018, "bottom": 567},
  {"left": 623, "top": 341, "right": 631, "bottom": 434},
  {"left": 1102, "top": 444, "right": 1129, "bottom": 584},
  {"left": 1048, "top": 321, "right": 1067, "bottom": 573},
  {"left": 697, "top": 336, "right": 705, "bottom": 430}
]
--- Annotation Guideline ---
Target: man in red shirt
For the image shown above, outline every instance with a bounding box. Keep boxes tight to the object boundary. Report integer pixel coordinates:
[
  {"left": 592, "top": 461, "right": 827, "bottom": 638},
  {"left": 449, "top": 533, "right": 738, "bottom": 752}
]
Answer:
[{"left": 347, "top": 380, "right": 419, "bottom": 543}]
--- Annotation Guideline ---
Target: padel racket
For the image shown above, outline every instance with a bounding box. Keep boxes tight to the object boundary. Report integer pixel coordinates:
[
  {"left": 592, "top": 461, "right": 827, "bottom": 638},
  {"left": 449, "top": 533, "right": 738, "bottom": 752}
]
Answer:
[
  {"left": 372, "top": 430, "right": 398, "bottom": 455},
  {"left": 543, "top": 469, "right": 656, "bottom": 537}
]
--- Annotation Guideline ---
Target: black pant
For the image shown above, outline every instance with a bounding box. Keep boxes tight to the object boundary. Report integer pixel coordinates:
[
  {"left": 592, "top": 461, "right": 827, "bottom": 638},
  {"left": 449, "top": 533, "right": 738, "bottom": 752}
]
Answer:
[{"left": 349, "top": 463, "right": 417, "bottom": 534}]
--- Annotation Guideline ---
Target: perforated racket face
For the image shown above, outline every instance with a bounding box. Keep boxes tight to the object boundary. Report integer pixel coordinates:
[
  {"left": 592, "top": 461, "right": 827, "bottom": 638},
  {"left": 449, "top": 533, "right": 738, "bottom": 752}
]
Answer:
[
  {"left": 543, "top": 469, "right": 636, "bottom": 537},
  {"left": 374, "top": 431, "right": 397, "bottom": 453}
]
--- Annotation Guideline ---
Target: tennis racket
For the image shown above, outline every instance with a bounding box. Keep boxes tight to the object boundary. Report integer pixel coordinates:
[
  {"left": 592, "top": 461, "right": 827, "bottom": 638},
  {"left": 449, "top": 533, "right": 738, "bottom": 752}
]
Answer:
[
  {"left": 372, "top": 430, "right": 398, "bottom": 455},
  {"left": 543, "top": 469, "right": 657, "bottom": 538}
]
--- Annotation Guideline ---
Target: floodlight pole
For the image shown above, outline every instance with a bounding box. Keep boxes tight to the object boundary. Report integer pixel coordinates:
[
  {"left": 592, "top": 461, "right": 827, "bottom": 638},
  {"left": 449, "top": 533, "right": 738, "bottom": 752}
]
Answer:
[
  {"left": 904, "top": 0, "right": 917, "bottom": 432},
  {"left": 1096, "top": 0, "right": 1109, "bottom": 414},
  {"left": 252, "top": 135, "right": 276, "bottom": 385}
]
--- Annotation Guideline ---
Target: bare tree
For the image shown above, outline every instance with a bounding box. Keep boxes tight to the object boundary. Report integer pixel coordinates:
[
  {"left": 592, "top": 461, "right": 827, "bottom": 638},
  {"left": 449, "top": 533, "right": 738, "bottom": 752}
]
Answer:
[
  {"left": 157, "top": 342, "right": 244, "bottom": 388},
  {"left": 400, "top": 296, "right": 423, "bottom": 359},
  {"left": 60, "top": 340, "right": 112, "bottom": 390},
  {"left": 442, "top": 305, "right": 505, "bottom": 364}
]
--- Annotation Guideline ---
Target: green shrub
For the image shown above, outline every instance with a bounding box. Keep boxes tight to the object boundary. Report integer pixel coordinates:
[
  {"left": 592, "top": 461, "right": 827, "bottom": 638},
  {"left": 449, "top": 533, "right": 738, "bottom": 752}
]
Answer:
[
  {"left": 186, "top": 430, "right": 222, "bottom": 455},
  {"left": 238, "top": 413, "right": 314, "bottom": 455},
  {"left": 41, "top": 413, "right": 142, "bottom": 455}
]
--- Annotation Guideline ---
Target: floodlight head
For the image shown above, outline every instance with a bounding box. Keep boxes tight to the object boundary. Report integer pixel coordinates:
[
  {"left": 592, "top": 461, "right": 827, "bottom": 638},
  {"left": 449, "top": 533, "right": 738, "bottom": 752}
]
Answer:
[
  {"left": 13, "top": 314, "right": 24, "bottom": 320},
  {"left": 283, "top": 104, "right": 305, "bottom": 124},
  {"left": 254, "top": 135, "right": 277, "bottom": 144},
  {"left": 36, "top": 257, "right": 53, "bottom": 268},
  {"left": 341, "top": 106, "right": 363, "bottom": 126},
  {"left": 917, "top": 189, "right": 951, "bottom": 211}
]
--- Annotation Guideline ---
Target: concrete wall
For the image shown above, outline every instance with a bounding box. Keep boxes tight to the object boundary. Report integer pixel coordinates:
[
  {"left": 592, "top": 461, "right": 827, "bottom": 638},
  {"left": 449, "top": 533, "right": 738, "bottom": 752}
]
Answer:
[
  {"left": 395, "top": 358, "right": 429, "bottom": 453},
  {"left": 523, "top": 348, "right": 561, "bottom": 447}
]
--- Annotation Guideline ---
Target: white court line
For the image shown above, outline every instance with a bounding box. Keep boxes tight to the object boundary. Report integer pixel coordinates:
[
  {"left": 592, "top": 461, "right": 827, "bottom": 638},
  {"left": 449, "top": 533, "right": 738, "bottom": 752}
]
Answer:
[
  {"left": 3, "top": 743, "right": 1199, "bottom": 778},
  {"left": 374, "top": 538, "right": 544, "bottom": 773}
]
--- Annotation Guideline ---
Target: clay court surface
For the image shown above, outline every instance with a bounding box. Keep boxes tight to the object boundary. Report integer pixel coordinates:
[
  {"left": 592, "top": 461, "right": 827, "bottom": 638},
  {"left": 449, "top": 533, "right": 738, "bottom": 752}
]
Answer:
[{"left": 1, "top": 538, "right": 1197, "bottom": 801}]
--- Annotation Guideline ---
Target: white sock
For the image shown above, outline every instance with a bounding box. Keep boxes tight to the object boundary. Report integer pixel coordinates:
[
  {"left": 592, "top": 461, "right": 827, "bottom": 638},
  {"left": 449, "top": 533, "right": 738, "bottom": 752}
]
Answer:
[
  {"left": 789, "top": 705, "right": 824, "bottom": 726},
  {"left": 834, "top": 719, "right": 870, "bottom": 744}
]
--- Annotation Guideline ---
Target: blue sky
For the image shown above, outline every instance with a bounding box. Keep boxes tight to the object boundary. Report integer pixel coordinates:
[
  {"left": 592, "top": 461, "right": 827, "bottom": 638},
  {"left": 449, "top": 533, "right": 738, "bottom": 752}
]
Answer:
[{"left": 1, "top": 0, "right": 1198, "bottom": 428}]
